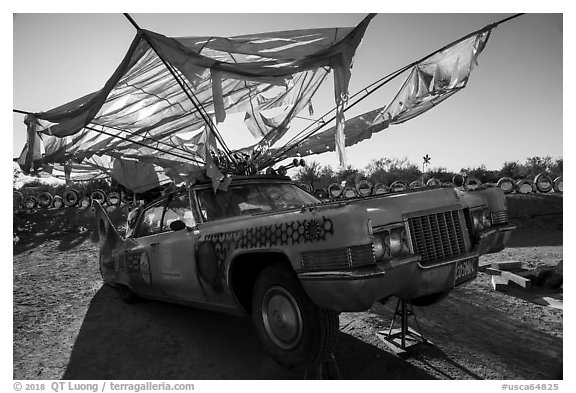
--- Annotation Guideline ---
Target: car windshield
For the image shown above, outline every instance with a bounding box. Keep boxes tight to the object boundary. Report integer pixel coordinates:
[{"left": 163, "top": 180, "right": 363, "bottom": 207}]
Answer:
[{"left": 196, "top": 183, "right": 319, "bottom": 221}]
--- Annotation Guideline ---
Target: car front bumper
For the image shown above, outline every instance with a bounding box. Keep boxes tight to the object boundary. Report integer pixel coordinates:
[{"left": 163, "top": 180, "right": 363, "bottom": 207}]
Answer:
[
  {"left": 473, "top": 223, "right": 517, "bottom": 254},
  {"left": 298, "top": 223, "right": 516, "bottom": 312}
]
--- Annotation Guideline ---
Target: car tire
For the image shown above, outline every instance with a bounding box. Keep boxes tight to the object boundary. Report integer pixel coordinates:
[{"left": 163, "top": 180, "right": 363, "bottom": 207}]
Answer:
[
  {"left": 425, "top": 178, "right": 442, "bottom": 188},
  {"left": 91, "top": 189, "right": 107, "bottom": 205},
  {"left": 390, "top": 180, "right": 408, "bottom": 192},
  {"left": 497, "top": 177, "right": 515, "bottom": 194},
  {"left": 327, "top": 183, "right": 343, "bottom": 198},
  {"left": 409, "top": 291, "right": 450, "bottom": 307},
  {"left": 117, "top": 284, "right": 140, "bottom": 304},
  {"left": 107, "top": 191, "right": 121, "bottom": 206},
  {"left": 251, "top": 264, "right": 339, "bottom": 370},
  {"left": 372, "top": 183, "right": 389, "bottom": 195},
  {"left": 63, "top": 189, "right": 80, "bottom": 207},
  {"left": 534, "top": 173, "right": 554, "bottom": 193},
  {"left": 516, "top": 179, "right": 535, "bottom": 194},
  {"left": 38, "top": 192, "right": 53, "bottom": 208},
  {"left": 409, "top": 180, "right": 423, "bottom": 189},
  {"left": 52, "top": 195, "right": 64, "bottom": 209},
  {"left": 24, "top": 196, "right": 38, "bottom": 210},
  {"left": 553, "top": 176, "right": 563, "bottom": 193},
  {"left": 78, "top": 196, "right": 92, "bottom": 209}
]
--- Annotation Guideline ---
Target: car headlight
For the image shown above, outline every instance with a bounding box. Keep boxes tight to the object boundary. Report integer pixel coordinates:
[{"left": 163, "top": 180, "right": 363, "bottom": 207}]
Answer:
[
  {"left": 373, "top": 235, "right": 385, "bottom": 260},
  {"left": 470, "top": 207, "right": 492, "bottom": 232},
  {"left": 373, "top": 225, "right": 411, "bottom": 262},
  {"left": 367, "top": 219, "right": 374, "bottom": 238}
]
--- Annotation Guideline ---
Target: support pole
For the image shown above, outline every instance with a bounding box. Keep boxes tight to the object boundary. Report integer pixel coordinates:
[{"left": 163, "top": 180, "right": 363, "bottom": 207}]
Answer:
[{"left": 123, "top": 13, "right": 141, "bottom": 30}]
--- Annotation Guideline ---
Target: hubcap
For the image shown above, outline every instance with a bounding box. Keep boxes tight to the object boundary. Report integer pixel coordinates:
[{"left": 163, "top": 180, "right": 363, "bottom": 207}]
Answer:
[{"left": 261, "top": 286, "right": 303, "bottom": 350}]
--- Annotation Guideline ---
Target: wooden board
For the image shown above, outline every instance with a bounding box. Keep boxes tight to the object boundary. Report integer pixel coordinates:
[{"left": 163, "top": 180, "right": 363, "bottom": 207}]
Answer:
[
  {"left": 485, "top": 268, "right": 502, "bottom": 275},
  {"left": 501, "top": 271, "right": 532, "bottom": 289},
  {"left": 491, "top": 275, "right": 509, "bottom": 291},
  {"left": 491, "top": 261, "right": 523, "bottom": 271}
]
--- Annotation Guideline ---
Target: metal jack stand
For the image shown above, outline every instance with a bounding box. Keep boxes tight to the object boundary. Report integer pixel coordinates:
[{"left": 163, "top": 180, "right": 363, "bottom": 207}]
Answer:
[
  {"left": 377, "top": 298, "right": 429, "bottom": 357},
  {"left": 304, "top": 353, "right": 342, "bottom": 379}
]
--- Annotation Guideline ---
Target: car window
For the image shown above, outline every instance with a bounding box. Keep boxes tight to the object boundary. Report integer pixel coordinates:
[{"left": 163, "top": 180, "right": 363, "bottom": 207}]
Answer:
[
  {"left": 135, "top": 204, "right": 165, "bottom": 238},
  {"left": 196, "top": 183, "right": 319, "bottom": 221},
  {"left": 162, "top": 193, "right": 195, "bottom": 232}
]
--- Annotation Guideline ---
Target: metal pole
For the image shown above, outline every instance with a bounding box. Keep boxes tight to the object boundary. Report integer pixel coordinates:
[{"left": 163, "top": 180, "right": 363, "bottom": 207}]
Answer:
[
  {"left": 123, "top": 13, "right": 141, "bottom": 30},
  {"left": 401, "top": 299, "right": 407, "bottom": 349}
]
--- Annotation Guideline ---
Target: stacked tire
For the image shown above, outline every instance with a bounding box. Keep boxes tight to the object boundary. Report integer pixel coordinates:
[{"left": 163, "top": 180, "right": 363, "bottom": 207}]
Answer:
[
  {"left": 534, "top": 173, "right": 554, "bottom": 193},
  {"left": 425, "top": 178, "right": 442, "bottom": 188},
  {"left": 63, "top": 189, "right": 80, "bottom": 207},
  {"left": 497, "top": 177, "right": 515, "bottom": 194},
  {"left": 409, "top": 180, "right": 423, "bottom": 189},
  {"left": 390, "top": 181, "right": 408, "bottom": 192},
  {"left": 24, "top": 196, "right": 38, "bottom": 210},
  {"left": 37, "top": 192, "right": 53, "bottom": 208},
  {"left": 356, "top": 180, "right": 372, "bottom": 197},
  {"left": 52, "top": 196, "right": 64, "bottom": 209},
  {"left": 90, "top": 189, "right": 107, "bottom": 205},
  {"left": 553, "top": 176, "right": 563, "bottom": 193},
  {"left": 516, "top": 179, "right": 535, "bottom": 194},
  {"left": 107, "top": 191, "right": 121, "bottom": 206},
  {"left": 372, "top": 183, "right": 389, "bottom": 195},
  {"left": 327, "top": 183, "right": 343, "bottom": 199}
]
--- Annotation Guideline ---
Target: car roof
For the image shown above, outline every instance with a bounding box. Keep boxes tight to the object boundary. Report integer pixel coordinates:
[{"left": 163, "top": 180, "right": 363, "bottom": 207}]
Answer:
[{"left": 193, "top": 174, "right": 293, "bottom": 188}]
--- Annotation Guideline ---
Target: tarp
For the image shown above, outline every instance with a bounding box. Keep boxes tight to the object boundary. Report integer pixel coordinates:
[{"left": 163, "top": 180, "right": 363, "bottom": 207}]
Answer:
[
  {"left": 268, "top": 30, "right": 492, "bottom": 160},
  {"left": 18, "top": 14, "right": 375, "bottom": 192}
]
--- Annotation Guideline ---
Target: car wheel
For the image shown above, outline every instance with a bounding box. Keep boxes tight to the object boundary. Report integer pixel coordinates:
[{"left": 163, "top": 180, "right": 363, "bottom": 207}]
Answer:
[
  {"left": 251, "top": 265, "right": 339, "bottom": 370},
  {"left": 117, "top": 285, "right": 140, "bottom": 304},
  {"left": 409, "top": 291, "right": 450, "bottom": 307}
]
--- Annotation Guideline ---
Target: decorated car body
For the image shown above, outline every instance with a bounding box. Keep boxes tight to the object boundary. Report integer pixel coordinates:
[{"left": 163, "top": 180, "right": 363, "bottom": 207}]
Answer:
[
  {"left": 94, "top": 175, "right": 514, "bottom": 368},
  {"left": 16, "top": 13, "right": 524, "bottom": 370}
]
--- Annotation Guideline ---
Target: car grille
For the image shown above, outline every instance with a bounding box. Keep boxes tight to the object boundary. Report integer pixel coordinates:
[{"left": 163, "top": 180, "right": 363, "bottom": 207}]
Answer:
[
  {"left": 407, "top": 210, "right": 466, "bottom": 266},
  {"left": 301, "top": 244, "right": 375, "bottom": 271},
  {"left": 490, "top": 210, "right": 508, "bottom": 225}
]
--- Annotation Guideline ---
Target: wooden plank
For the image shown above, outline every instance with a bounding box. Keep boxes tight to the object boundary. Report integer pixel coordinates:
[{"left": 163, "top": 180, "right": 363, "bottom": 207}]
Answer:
[
  {"left": 491, "top": 261, "right": 523, "bottom": 271},
  {"left": 485, "top": 267, "right": 503, "bottom": 276},
  {"left": 491, "top": 275, "right": 509, "bottom": 291},
  {"left": 515, "top": 269, "right": 536, "bottom": 278},
  {"left": 501, "top": 271, "right": 532, "bottom": 289}
]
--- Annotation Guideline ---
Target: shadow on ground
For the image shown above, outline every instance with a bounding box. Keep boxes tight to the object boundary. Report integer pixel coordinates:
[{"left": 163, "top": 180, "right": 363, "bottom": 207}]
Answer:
[
  {"left": 62, "top": 286, "right": 434, "bottom": 380},
  {"left": 374, "top": 289, "right": 563, "bottom": 379},
  {"left": 13, "top": 206, "right": 126, "bottom": 256}
]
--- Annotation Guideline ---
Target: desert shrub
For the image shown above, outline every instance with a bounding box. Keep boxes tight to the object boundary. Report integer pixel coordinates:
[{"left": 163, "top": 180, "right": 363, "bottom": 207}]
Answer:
[
  {"left": 365, "top": 157, "right": 421, "bottom": 185},
  {"left": 336, "top": 166, "right": 365, "bottom": 187},
  {"left": 293, "top": 161, "right": 338, "bottom": 189},
  {"left": 460, "top": 165, "right": 500, "bottom": 183},
  {"left": 423, "top": 167, "right": 454, "bottom": 183}
]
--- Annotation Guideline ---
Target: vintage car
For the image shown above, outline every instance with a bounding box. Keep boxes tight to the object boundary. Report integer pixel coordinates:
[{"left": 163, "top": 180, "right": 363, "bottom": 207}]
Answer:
[{"left": 94, "top": 175, "right": 515, "bottom": 369}]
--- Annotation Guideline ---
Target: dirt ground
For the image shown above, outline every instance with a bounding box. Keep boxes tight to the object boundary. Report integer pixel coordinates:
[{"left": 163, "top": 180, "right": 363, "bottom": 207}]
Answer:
[{"left": 13, "top": 194, "right": 563, "bottom": 380}]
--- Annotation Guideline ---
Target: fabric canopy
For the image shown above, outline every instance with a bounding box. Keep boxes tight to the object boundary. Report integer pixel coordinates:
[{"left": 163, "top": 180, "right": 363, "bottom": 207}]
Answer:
[
  {"left": 18, "top": 14, "right": 375, "bottom": 192},
  {"left": 268, "top": 30, "right": 492, "bottom": 160}
]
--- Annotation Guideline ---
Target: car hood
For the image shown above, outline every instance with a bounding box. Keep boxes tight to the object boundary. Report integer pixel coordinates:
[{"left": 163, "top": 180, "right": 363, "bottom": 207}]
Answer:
[{"left": 349, "top": 187, "right": 464, "bottom": 227}]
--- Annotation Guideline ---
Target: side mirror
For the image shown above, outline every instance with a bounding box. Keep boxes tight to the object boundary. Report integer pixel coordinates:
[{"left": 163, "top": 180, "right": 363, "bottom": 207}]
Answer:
[{"left": 169, "top": 220, "right": 186, "bottom": 231}]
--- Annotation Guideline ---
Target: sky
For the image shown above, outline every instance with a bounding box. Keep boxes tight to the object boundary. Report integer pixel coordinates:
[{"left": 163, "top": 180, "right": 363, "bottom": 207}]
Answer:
[{"left": 11, "top": 11, "right": 563, "bottom": 174}]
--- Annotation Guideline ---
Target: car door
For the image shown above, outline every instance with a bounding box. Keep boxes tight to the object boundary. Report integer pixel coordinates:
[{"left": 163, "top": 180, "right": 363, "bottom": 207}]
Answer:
[
  {"left": 127, "top": 200, "right": 167, "bottom": 295},
  {"left": 153, "top": 192, "right": 206, "bottom": 302}
]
